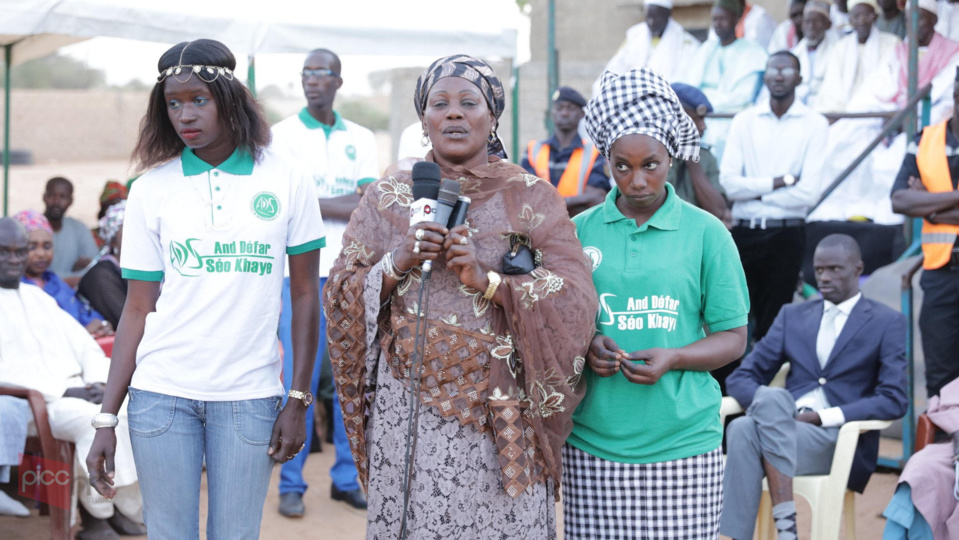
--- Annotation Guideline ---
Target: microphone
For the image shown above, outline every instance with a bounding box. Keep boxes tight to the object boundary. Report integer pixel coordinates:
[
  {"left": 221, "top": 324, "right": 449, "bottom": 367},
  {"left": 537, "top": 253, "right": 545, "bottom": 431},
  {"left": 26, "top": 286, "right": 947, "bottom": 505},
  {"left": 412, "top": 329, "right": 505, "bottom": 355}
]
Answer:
[
  {"left": 447, "top": 195, "right": 471, "bottom": 228},
  {"left": 409, "top": 161, "right": 441, "bottom": 226},
  {"left": 434, "top": 179, "right": 461, "bottom": 230}
]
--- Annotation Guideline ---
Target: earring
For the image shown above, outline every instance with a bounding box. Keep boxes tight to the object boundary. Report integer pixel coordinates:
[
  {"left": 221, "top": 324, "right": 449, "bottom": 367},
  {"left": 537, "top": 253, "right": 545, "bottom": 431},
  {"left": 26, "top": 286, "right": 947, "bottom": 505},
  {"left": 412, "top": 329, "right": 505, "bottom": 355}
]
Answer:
[
  {"left": 421, "top": 131, "right": 430, "bottom": 147},
  {"left": 487, "top": 126, "right": 496, "bottom": 144}
]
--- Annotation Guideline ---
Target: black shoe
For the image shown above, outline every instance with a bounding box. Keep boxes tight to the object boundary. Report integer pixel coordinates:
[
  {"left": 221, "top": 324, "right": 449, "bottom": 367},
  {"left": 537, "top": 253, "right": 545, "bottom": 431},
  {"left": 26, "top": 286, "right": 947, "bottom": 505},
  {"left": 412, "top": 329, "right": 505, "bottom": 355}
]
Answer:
[
  {"left": 278, "top": 492, "right": 305, "bottom": 518},
  {"left": 77, "top": 504, "right": 121, "bottom": 540},
  {"left": 330, "top": 485, "right": 367, "bottom": 510},
  {"left": 107, "top": 508, "right": 147, "bottom": 535}
]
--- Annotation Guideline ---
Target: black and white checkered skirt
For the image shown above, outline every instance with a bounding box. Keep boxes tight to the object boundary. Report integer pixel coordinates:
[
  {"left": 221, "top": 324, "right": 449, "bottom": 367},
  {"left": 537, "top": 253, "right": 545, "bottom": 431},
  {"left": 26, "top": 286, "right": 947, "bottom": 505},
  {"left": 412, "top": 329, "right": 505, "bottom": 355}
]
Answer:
[{"left": 561, "top": 444, "right": 724, "bottom": 540}]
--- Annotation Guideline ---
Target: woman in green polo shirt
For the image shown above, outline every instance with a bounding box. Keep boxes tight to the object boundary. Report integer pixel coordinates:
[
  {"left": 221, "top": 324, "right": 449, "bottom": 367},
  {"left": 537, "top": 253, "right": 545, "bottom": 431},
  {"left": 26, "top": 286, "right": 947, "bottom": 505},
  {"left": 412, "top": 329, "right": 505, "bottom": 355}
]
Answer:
[{"left": 563, "top": 68, "right": 750, "bottom": 539}]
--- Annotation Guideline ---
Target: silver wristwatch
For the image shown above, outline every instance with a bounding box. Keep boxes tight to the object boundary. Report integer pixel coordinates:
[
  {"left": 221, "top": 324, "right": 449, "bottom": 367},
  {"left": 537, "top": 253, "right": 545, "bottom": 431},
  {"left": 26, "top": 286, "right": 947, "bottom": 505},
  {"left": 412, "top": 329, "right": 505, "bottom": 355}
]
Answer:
[{"left": 91, "top": 413, "right": 119, "bottom": 429}]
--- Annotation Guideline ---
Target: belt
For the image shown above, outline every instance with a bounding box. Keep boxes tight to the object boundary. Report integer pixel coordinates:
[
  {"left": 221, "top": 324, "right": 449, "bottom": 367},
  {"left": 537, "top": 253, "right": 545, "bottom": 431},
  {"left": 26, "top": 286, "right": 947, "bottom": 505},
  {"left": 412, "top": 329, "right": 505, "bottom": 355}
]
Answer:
[{"left": 735, "top": 217, "right": 806, "bottom": 230}]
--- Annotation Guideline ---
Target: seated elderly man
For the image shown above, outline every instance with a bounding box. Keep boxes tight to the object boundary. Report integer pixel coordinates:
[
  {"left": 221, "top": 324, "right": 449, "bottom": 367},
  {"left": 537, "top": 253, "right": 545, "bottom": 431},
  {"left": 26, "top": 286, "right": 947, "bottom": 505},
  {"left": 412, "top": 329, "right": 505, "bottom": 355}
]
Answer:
[
  {"left": 718, "top": 234, "right": 908, "bottom": 540},
  {"left": 0, "top": 217, "right": 143, "bottom": 540},
  {"left": 812, "top": 0, "right": 959, "bottom": 223},
  {"left": 593, "top": 0, "right": 700, "bottom": 90},
  {"left": 791, "top": 0, "right": 840, "bottom": 106},
  {"left": 816, "top": 0, "right": 901, "bottom": 114}
]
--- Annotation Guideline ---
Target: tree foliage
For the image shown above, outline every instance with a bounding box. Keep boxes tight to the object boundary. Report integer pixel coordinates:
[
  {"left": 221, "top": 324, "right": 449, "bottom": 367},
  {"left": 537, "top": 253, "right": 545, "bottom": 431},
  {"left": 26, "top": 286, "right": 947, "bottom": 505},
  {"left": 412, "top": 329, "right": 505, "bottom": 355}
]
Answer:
[{"left": 0, "top": 54, "right": 107, "bottom": 89}]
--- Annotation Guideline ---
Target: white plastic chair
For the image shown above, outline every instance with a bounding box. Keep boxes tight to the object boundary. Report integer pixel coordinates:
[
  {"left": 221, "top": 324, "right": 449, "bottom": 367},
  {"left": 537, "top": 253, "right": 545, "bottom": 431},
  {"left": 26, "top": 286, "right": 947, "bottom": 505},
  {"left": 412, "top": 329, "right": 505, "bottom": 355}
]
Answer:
[{"left": 719, "top": 363, "right": 893, "bottom": 540}]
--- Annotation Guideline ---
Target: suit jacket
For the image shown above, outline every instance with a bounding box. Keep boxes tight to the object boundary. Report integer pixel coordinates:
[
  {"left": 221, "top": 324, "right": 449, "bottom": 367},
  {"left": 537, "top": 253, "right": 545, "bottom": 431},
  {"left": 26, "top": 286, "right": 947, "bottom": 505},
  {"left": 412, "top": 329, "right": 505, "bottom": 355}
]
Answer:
[{"left": 726, "top": 296, "right": 908, "bottom": 492}]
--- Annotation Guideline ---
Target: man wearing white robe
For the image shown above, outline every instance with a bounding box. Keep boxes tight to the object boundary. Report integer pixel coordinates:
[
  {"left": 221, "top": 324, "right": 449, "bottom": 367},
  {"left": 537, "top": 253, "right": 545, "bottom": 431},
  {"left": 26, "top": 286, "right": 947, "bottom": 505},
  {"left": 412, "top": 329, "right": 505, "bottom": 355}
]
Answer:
[
  {"left": 0, "top": 218, "right": 142, "bottom": 538},
  {"left": 816, "top": 0, "right": 901, "bottom": 113},
  {"left": 769, "top": 0, "right": 808, "bottom": 52},
  {"left": 593, "top": 0, "right": 700, "bottom": 94},
  {"left": 791, "top": 0, "right": 841, "bottom": 106},
  {"left": 681, "top": 0, "right": 768, "bottom": 160},
  {"left": 811, "top": 0, "right": 959, "bottom": 223}
]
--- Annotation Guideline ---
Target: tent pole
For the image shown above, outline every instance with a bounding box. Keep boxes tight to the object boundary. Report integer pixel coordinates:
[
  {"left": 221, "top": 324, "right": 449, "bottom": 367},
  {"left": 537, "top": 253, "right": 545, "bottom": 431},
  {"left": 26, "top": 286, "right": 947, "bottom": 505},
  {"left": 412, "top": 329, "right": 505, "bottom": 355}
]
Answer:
[
  {"left": 3, "top": 44, "right": 11, "bottom": 217},
  {"left": 512, "top": 64, "right": 519, "bottom": 162},
  {"left": 247, "top": 55, "right": 257, "bottom": 98}
]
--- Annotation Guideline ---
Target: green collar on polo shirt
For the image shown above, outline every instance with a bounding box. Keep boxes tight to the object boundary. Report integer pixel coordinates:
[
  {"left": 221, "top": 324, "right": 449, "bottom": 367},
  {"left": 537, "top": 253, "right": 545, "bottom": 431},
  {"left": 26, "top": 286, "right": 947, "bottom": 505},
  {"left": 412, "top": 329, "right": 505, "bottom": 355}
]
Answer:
[
  {"left": 297, "top": 108, "right": 347, "bottom": 136},
  {"left": 181, "top": 147, "right": 255, "bottom": 176},
  {"left": 602, "top": 182, "right": 681, "bottom": 231}
]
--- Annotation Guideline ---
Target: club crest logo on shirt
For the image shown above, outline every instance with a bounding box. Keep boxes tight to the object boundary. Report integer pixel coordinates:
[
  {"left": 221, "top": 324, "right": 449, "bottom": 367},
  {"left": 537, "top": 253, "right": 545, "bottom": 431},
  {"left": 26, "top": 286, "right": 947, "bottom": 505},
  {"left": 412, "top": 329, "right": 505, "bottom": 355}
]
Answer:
[
  {"left": 582, "top": 246, "right": 602, "bottom": 271},
  {"left": 251, "top": 192, "right": 280, "bottom": 221},
  {"left": 345, "top": 144, "right": 357, "bottom": 161}
]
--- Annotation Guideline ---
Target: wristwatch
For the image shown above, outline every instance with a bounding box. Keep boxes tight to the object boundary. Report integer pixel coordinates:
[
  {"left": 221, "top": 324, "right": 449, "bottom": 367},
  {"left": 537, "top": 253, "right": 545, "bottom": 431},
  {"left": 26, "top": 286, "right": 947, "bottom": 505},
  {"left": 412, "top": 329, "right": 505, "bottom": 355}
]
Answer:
[
  {"left": 288, "top": 390, "right": 314, "bottom": 407},
  {"left": 91, "top": 413, "right": 119, "bottom": 430},
  {"left": 483, "top": 271, "right": 502, "bottom": 300},
  {"left": 782, "top": 174, "right": 796, "bottom": 187}
]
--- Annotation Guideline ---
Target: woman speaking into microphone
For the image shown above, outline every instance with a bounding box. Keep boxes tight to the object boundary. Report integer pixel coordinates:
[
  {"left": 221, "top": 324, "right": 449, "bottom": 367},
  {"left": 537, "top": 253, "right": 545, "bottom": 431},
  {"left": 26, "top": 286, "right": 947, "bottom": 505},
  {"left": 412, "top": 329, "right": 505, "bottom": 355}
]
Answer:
[{"left": 325, "top": 54, "right": 597, "bottom": 538}]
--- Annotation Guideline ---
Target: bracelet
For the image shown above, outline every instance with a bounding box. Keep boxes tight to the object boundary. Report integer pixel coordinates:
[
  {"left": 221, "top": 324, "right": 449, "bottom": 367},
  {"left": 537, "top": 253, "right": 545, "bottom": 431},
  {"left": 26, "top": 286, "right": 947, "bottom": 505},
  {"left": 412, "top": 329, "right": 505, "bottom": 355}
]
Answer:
[
  {"left": 483, "top": 270, "right": 502, "bottom": 300},
  {"left": 382, "top": 250, "right": 410, "bottom": 281}
]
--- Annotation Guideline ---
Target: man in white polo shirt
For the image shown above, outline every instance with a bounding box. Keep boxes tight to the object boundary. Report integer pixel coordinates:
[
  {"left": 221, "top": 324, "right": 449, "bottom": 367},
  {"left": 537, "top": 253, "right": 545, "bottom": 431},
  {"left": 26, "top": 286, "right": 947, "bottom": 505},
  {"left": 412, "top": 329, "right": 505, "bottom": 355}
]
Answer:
[{"left": 270, "top": 48, "right": 378, "bottom": 516}]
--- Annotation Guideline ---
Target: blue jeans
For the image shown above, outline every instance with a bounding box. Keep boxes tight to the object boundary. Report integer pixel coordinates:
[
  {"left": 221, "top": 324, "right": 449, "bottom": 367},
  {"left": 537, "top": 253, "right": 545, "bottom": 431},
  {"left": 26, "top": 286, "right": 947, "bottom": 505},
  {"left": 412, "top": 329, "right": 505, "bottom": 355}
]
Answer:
[
  {"left": 279, "top": 276, "right": 359, "bottom": 494},
  {"left": 126, "top": 388, "right": 280, "bottom": 540}
]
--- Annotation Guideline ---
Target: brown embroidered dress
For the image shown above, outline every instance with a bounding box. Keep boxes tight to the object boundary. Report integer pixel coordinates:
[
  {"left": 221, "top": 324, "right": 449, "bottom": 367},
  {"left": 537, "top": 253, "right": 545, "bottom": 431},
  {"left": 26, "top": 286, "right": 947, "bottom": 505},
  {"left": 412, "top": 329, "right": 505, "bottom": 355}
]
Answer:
[{"left": 325, "top": 156, "right": 597, "bottom": 538}]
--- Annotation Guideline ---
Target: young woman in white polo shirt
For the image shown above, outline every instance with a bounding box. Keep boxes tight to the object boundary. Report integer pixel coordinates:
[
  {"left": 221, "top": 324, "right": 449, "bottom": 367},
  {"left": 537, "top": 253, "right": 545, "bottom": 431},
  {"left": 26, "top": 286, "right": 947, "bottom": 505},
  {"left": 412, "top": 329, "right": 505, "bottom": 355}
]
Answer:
[{"left": 84, "top": 39, "right": 325, "bottom": 539}]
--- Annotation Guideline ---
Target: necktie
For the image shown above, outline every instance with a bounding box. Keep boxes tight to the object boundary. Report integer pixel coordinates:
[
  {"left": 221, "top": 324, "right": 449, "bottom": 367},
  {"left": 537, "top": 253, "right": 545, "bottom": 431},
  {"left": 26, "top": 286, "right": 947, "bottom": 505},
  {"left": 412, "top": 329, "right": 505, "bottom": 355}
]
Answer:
[{"left": 816, "top": 306, "right": 839, "bottom": 368}]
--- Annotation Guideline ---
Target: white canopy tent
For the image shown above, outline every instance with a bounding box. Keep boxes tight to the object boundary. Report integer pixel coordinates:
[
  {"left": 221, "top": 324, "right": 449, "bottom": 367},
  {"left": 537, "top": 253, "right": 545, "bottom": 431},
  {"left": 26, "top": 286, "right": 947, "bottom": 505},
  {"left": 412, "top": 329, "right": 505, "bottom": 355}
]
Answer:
[{"left": 0, "top": 0, "right": 522, "bottom": 214}]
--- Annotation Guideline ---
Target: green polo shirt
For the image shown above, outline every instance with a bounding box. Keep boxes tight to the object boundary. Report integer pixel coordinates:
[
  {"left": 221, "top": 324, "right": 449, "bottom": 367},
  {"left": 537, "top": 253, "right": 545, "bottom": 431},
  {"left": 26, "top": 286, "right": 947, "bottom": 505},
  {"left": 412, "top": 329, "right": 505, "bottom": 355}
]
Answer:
[{"left": 569, "top": 183, "right": 749, "bottom": 463}]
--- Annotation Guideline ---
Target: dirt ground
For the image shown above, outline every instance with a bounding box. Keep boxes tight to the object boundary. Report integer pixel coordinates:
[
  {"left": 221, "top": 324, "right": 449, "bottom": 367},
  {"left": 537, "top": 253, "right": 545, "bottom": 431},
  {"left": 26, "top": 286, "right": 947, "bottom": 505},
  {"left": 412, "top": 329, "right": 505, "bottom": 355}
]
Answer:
[
  {"left": 0, "top": 438, "right": 904, "bottom": 539},
  {"left": 0, "top": 160, "right": 910, "bottom": 539}
]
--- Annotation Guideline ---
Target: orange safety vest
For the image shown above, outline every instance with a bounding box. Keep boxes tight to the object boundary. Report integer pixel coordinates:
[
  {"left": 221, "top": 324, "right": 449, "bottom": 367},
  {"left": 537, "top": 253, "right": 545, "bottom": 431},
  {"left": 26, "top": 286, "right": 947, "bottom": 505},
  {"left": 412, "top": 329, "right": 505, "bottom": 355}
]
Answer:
[
  {"left": 526, "top": 139, "right": 600, "bottom": 197},
  {"left": 916, "top": 119, "right": 959, "bottom": 270}
]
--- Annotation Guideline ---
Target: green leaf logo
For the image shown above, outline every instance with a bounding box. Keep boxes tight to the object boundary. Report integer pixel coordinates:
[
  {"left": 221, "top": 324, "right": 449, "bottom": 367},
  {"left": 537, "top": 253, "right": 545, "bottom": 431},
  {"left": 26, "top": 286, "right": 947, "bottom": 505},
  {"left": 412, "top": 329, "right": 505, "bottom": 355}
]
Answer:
[
  {"left": 345, "top": 144, "right": 356, "bottom": 161},
  {"left": 169, "top": 238, "right": 203, "bottom": 277},
  {"left": 251, "top": 192, "right": 280, "bottom": 221}
]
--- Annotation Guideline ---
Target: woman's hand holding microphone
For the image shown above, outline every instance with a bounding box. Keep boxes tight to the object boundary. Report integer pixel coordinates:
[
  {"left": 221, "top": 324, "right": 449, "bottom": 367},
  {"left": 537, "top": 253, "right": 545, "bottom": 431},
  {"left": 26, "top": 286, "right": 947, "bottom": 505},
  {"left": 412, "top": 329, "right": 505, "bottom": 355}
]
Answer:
[{"left": 390, "top": 223, "right": 490, "bottom": 298}]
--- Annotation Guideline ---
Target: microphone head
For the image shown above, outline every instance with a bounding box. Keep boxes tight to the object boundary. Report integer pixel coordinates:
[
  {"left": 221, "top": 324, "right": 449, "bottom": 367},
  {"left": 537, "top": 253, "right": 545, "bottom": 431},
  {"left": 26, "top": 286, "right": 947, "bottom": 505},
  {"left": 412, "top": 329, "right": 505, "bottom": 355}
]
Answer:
[
  {"left": 437, "top": 179, "right": 461, "bottom": 206},
  {"left": 411, "top": 161, "right": 441, "bottom": 200}
]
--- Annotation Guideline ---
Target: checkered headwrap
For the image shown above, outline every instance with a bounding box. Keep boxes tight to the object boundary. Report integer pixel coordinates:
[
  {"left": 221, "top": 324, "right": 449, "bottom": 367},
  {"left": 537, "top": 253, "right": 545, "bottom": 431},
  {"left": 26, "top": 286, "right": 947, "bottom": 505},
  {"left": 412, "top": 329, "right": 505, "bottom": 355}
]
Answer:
[{"left": 586, "top": 69, "right": 700, "bottom": 163}]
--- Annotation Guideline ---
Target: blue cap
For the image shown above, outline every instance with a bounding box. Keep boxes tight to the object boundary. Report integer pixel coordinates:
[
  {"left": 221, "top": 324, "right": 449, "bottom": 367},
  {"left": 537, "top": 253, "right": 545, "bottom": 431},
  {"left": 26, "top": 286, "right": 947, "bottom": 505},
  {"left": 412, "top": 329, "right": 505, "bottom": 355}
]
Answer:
[
  {"left": 671, "top": 83, "right": 713, "bottom": 116},
  {"left": 552, "top": 86, "right": 587, "bottom": 108}
]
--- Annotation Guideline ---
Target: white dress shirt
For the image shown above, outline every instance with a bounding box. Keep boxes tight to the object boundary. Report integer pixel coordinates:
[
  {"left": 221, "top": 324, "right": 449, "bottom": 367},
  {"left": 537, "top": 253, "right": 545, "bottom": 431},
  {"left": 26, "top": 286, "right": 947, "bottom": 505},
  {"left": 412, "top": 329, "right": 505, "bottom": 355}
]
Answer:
[
  {"left": 720, "top": 99, "right": 830, "bottom": 219},
  {"left": 795, "top": 292, "right": 862, "bottom": 427}
]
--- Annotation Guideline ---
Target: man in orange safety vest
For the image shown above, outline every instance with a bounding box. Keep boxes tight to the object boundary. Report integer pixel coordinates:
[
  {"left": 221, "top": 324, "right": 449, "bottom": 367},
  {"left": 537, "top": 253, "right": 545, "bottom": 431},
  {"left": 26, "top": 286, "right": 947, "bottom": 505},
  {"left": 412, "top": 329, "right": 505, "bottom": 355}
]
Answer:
[{"left": 521, "top": 86, "right": 611, "bottom": 216}]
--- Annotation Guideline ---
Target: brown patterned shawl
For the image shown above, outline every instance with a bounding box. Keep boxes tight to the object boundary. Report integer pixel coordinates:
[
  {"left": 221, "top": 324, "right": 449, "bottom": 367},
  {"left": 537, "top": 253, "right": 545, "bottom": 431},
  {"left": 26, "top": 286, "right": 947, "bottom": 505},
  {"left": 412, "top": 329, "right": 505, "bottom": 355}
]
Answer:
[{"left": 324, "top": 155, "right": 597, "bottom": 499}]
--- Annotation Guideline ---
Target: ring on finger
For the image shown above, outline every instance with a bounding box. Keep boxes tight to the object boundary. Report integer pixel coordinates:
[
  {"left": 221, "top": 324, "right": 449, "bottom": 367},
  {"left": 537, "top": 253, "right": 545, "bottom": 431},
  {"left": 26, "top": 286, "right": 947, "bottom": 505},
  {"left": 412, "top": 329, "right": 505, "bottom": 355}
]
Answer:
[
  {"left": 460, "top": 237, "right": 468, "bottom": 246},
  {"left": 413, "top": 241, "right": 421, "bottom": 254},
  {"left": 415, "top": 229, "right": 425, "bottom": 241}
]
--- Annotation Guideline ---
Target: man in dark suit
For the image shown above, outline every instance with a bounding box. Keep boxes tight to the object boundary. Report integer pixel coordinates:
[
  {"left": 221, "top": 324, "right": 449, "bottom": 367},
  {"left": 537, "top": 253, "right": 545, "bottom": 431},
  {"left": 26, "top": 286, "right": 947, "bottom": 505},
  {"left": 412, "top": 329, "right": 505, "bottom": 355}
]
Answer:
[{"left": 718, "top": 234, "right": 908, "bottom": 540}]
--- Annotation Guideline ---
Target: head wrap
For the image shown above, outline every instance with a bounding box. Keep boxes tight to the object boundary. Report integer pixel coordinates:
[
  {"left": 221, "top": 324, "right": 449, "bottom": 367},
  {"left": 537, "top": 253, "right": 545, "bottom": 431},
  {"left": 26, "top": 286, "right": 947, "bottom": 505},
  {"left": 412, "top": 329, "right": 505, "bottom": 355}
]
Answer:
[
  {"left": 804, "top": 0, "right": 832, "bottom": 18},
  {"left": 848, "top": 0, "right": 878, "bottom": 12},
  {"left": 98, "top": 200, "right": 126, "bottom": 246},
  {"left": 670, "top": 83, "right": 714, "bottom": 116},
  {"left": 13, "top": 209, "right": 53, "bottom": 235},
  {"left": 586, "top": 69, "right": 700, "bottom": 162},
  {"left": 917, "top": 0, "right": 938, "bottom": 16},
  {"left": 714, "top": 0, "right": 743, "bottom": 19},
  {"left": 413, "top": 54, "right": 508, "bottom": 159},
  {"left": 646, "top": 0, "right": 674, "bottom": 9},
  {"left": 552, "top": 86, "right": 587, "bottom": 108},
  {"left": 99, "top": 181, "right": 128, "bottom": 207}
]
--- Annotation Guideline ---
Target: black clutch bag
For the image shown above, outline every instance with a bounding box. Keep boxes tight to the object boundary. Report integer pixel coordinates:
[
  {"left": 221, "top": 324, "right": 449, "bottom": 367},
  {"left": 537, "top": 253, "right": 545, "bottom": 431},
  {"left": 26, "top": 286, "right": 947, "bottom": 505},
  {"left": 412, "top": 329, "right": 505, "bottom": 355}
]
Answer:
[{"left": 502, "top": 235, "right": 537, "bottom": 275}]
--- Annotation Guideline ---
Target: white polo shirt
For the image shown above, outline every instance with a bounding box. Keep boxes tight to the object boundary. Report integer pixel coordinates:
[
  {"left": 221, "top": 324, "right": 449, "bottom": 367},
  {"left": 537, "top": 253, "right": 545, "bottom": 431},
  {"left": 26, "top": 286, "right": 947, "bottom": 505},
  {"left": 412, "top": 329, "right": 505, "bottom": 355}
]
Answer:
[
  {"left": 121, "top": 148, "right": 325, "bottom": 401},
  {"left": 271, "top": 109, "right": 379, "bottom": 277}
]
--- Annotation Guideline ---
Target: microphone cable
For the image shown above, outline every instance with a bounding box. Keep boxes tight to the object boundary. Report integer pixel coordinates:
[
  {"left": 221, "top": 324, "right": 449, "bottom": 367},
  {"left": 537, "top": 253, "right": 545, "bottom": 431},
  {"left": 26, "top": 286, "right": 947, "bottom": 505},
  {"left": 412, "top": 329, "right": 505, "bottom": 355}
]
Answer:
[{"left": 398, "top": 269, "right": 431, "bottom": 539}]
